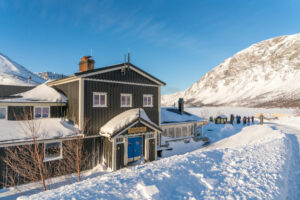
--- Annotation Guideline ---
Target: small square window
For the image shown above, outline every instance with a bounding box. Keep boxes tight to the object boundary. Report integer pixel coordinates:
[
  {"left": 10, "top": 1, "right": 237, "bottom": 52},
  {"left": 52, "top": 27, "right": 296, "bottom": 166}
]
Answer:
[
  {"left": 35, "top": 107, "right": 49, "bottom": 118},
  {"left": 121, "top": 94, "right": 132, "bottom": 107},
  {"left": 0, "top": 107, "right": 7, "bottom": 119},
  {"left": 143, "top": 95, "right": 153, "bottom": 107},
  {"left": 44, "top": 142, "right": 62, "bottom": 162},
  {"left": 93, "top": 92, "right": 107, "bottom": 107}
]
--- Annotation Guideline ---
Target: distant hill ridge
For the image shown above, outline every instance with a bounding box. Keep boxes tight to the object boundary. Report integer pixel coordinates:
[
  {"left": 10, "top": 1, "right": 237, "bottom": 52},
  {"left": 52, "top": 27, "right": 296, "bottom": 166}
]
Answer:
[{"left": 162, "top": 33, "right": 300, "bottom": 108}]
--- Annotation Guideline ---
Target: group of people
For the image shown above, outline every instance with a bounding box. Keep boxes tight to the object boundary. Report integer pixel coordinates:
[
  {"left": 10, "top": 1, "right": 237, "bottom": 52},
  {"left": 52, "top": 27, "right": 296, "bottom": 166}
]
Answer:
[{"left": 230, "top": 114, "right": 255, "bottom": 125}]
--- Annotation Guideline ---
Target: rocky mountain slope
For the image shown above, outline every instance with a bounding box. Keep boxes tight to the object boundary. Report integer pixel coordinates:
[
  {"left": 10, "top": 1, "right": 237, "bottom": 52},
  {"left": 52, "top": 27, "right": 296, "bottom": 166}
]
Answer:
[
  {"left": 162, "top": 33, "right": 300, "bottom": 108},
  {"left": 35, "top": 72, "right": 66, "bottom": 81},
  {"left": 0, "top": 53, "right": 45, "bottom": 86}
]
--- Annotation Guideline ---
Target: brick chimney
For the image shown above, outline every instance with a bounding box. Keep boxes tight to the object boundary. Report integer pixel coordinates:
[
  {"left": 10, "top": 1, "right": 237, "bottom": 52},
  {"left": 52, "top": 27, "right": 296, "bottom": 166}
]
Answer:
[{"left": 79, "top": 56, "right": 95, "bottom": 72}]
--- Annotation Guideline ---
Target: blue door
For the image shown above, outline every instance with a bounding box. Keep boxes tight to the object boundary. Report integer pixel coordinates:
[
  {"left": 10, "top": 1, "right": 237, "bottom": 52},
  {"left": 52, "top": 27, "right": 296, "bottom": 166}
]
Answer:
[{"left": 128, "top": 137, "right": 142, "bottom": 160}]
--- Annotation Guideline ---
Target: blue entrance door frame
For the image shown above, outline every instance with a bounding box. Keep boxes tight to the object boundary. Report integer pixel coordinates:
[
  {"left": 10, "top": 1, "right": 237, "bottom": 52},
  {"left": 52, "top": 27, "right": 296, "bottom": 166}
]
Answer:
[{"left": 128, "top": 137, "right": 142, "bottom": 161}]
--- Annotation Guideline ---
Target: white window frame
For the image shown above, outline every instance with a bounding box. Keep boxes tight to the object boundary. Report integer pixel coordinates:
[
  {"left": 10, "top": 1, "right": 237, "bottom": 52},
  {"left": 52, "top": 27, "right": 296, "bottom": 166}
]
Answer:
[
  {"left": 120, "top": 93, "right": 132, "bottom": 107},
  {"left": 34, "top": 106, "right": 50, "bottom": 119},
  {"left": 93, "top": 92, "right": 107, "bottom": 107},
  {"left": 143, "top": 94, "right": 153, "bottom": 107},
  {"left": 43, "top": 141, "right": 63, "bottom": 162},
  {"left": 0, "top": 106, "right": 7, "bottom": 120}
]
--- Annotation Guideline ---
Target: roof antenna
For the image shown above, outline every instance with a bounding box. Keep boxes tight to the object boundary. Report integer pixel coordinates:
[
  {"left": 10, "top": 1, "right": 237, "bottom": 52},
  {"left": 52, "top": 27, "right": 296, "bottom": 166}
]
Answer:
[
  {"left": 127, "top": 52, "right": 130, "bottom": 64},
  {"left": 90, "top": 48, "right": 93, "bottom": 57}
]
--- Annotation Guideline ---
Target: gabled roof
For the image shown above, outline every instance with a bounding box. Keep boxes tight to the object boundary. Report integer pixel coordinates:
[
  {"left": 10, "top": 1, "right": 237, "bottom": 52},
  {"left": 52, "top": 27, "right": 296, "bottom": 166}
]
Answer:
[
  {"left": 161, "top": 107, "right": 205, "bottom": 124},
  {"left": 100, "top": 108, "right": 162, "bottom": 138},
  {"left": 48, "top": 62, "right": 165, "bottom": 86}
]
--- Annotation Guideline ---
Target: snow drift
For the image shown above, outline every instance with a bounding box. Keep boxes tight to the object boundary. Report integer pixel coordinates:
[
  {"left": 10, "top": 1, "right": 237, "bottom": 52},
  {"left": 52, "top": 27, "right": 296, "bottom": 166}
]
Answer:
[
  {"left": 162, "top": 33, "right": 300, "bottom": 108},
  {"left": 0, "top": 53, "right": 45, "bottom": 86},
  {"left": 19, "top": 125, "right": 291, "bottom": 200}
]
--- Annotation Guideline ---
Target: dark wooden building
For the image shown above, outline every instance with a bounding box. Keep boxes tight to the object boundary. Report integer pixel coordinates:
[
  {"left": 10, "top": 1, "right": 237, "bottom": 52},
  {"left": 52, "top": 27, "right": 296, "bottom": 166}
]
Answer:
[
  {"left": 47, "top": 56, "right": 165, "bottom": 170},
  {"left": 0, "top": 56, "right": 165, "bottom": 188}
]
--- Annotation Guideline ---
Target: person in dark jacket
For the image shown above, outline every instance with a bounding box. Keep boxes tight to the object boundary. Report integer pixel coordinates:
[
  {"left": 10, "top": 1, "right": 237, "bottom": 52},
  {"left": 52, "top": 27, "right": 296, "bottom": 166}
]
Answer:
[
  {"left": 247, "top": 117, "right": 250, "bottom": 125},
  {"left": 251, "top": 116, "right": 254, "bottom": 123},
  {"left": 230, "top": 114, "right": 234, "bottom": 125},
  {"left": 243, "top": 116, "right": 246, "bottom": 125},
  {"left": 237, "top": 116, "right": 241, "bottom": 124}
]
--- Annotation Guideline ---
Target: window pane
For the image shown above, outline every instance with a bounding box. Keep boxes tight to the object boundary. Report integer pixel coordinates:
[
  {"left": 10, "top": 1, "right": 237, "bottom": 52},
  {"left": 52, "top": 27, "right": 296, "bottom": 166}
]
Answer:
[
  {"left": 126, "top": 96, "right": 131, "bottom": 106},
  {"left": 169, "top": 128, "right": 174, "bottom": 138},
  {"left": 121, "top": 96, "right": 126, "bottom": 106},
  {"left": 45, "top": 142, "right": 61, "bottom": 159},
  {"left": 143, "top": 96, "right": 147, "bottom": 106},
  {"left": 176, "top": 127, "right": 181, "bottom": 137},
  {"left": 0, "top": 108, "right": 6, "bottom": 119},
  {"left": 94, "top": 94, "right": 100, "bottom": 105},
  {"left": 42, "top": 107, "right": 49, "bottom": 118},
  {"left": 182, "top": 127, "right": 187, "bottom": 137},
  {"left": 147, "top": 96, "right": 152, "bottom": 106},
  {"left": 35, "top": 107, "right": 42, "bottom": 118},
  {"left": 100, "top": 94, "right": 106, "bottom": 105}
]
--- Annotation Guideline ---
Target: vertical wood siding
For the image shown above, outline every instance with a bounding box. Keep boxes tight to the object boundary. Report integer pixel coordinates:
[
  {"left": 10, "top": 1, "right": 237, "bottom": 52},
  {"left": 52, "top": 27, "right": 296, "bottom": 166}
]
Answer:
[
  {"left": 0, "top": 137, "right": 102, "bottom": 189},
  {"left": 84, "top": 80, "right": 159, "bottom": 135},
  {"left": 52, "top": 81, "right": 79, "bottom": 124},
  {"left": 86, "top": 68, "right": 157, "bottom": 85}
]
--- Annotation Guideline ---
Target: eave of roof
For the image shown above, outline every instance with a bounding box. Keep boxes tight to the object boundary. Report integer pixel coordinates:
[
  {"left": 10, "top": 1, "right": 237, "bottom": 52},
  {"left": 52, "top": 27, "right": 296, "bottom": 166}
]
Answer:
[{"left": 48, "top": 63, "right": 166, "bottom": 86}]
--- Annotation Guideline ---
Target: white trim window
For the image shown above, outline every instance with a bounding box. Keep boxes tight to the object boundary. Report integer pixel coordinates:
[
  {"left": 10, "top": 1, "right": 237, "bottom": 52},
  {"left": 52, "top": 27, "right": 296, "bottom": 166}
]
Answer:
[
  {"left": 143, "top": 94, "right": 153, "bottom": 107},
  {"left": 34, "top": 107, "right": 50, "bottom": 118},
  {"left": 93, "top": 92, "right": 107, "bottom": 107},
  {"left": 0, "top": 107, "right": 7, "bottom": 119},
  {"left": 43, "top": 141, "right": 63, "bottom": 162},
  {"left": 121, "top": 93, "right": 132, "bottom": 107}
]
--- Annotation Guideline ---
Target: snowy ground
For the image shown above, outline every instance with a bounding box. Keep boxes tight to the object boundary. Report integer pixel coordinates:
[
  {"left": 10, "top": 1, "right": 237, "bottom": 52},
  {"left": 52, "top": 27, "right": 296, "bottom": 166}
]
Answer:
[{"left": 2, "top": 107, "right": 300, "bottom": 199}]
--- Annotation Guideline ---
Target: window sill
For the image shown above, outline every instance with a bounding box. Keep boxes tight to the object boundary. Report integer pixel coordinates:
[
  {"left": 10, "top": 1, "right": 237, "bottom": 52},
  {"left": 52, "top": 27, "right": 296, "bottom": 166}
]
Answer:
[
  {"left": 43, "top": 156, "right": 63, "bottom": 162},
  {"left": 120, "top": 105, "right": 132, "bottom": 108},
  {"left": 93, "top": 105, "right": 107, "bottom": 108},
  {"left": 143, "top": 105, "right": 153, "bottom": 107}
]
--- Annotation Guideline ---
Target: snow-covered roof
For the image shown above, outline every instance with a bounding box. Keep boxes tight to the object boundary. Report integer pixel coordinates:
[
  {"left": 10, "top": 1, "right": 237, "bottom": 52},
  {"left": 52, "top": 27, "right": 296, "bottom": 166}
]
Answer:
[
  {"left": 100, "top": 108, "right": 156, "bottom": 136},
  {"left": 161, "top": 107, "right": 205, "bottom": 124},
  {"left": 0, "top": 83, "right": 67, "bottom": 103},
  {"left": 217, "top": 115, "right": 228, "bottom": 119},
  {"left": 0, "top": 118, "right": 81, "bottom": 144}
]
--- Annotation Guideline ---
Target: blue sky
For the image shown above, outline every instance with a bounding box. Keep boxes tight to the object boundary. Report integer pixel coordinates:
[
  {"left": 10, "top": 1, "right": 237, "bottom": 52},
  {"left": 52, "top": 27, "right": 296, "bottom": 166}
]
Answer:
[{"left": 0, "top": 0, "right": 300, "bottom": 94}]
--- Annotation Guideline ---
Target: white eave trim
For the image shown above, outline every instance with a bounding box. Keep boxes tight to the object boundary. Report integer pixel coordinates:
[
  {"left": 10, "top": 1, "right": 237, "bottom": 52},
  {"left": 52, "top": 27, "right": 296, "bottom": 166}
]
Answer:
[
  {"left": 85, "top": 78, "right": 159, "bottom": 87},
  {"left": 0, "top": 102, "right": 67, "bottom": 106},
  {"left": 47, "top": 76, "right": 80, "bottom": 86}
]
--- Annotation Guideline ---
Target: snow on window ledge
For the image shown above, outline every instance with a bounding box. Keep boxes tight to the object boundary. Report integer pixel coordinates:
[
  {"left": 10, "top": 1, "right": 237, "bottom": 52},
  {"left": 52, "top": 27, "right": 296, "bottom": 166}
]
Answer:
[{"left": 43, "top": 156, "right": 63, "bottom": 163}]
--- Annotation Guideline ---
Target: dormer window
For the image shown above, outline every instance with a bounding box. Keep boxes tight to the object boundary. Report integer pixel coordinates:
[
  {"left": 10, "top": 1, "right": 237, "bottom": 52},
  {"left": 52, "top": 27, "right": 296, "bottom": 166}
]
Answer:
[
  {"left": 121, "top": 94, "right": 132, "bottom": 107},
  {"left": 93, "top": 92, "right": 107, "bottom": 107},
  {"left": 0, "top": 107, "right": 7, "bottom": 119}
]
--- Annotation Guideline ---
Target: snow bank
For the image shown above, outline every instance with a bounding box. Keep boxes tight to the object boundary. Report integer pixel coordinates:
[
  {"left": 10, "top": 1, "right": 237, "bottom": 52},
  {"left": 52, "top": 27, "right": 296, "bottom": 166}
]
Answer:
[
  {"left": 0, "top": 118, "right": 80, "bottom": 143},
  {"left": 20, "top": 125, "right": 291, "bottom": 200},
  {"left": 0, "top": 84, "right": 67, "bottom": 102},
  {"left": 100, "top": 108, "right": 154, "bottom": 136}
]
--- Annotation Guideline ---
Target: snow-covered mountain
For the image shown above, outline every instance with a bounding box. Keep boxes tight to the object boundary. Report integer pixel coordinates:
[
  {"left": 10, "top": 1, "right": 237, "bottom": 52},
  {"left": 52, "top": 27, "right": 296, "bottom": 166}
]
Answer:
[
  {"left": 162, "top": 33, "right": 300, "bottom": 108},
  {"left": 35, "top": 72, "right": 66, "bottom": 81},
  {"left": 0, "top": 53, "right": 45, "bottom": 86}
]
